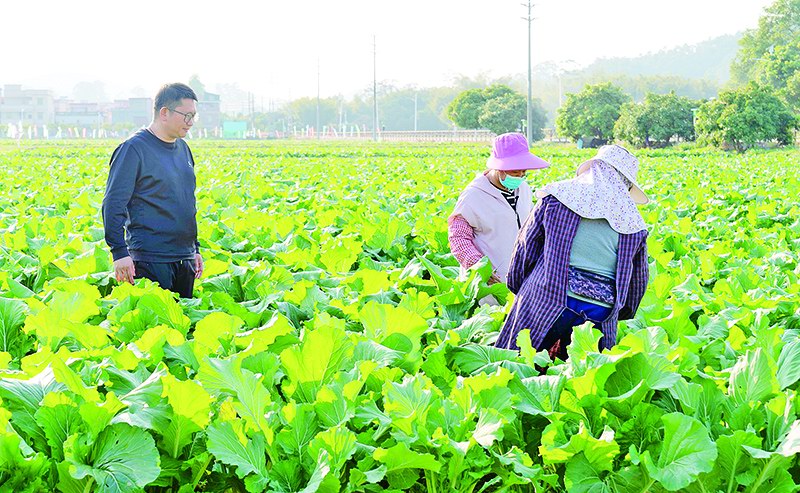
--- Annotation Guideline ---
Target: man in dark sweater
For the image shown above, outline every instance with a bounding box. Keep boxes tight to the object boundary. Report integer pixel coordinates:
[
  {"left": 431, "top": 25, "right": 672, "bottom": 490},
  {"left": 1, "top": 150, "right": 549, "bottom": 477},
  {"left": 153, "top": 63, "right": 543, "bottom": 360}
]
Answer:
[{"left": 102, "top": 83, "right": 203, "bottom": 298}]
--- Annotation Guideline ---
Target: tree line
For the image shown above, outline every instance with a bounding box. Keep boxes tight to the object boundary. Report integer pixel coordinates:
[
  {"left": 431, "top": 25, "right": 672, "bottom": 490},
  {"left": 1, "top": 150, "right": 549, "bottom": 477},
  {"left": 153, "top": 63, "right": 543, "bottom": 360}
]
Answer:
[{"left": 447, "top": 0, "right": 799, "bottom": 152}]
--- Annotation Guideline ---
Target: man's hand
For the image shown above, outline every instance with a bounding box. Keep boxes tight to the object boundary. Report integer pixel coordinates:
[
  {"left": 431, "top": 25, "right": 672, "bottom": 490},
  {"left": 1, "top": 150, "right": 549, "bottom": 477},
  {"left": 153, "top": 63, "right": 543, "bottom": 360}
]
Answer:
[
  {"left": 194, "top": 253, "right": 204, "bottom": 279},
  {"left": 488, "top": 272, "right": 502, "bottom": 285},
  {"left": 113, "top": 257, "right": 136, "bottom": 285}
]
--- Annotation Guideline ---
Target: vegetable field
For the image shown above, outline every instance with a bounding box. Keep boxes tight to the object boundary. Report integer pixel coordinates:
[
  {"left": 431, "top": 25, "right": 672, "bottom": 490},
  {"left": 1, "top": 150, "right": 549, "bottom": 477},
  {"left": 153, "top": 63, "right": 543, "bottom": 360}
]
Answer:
[{"left": 0, "top": 140, "right": 798, "bottom": 493}]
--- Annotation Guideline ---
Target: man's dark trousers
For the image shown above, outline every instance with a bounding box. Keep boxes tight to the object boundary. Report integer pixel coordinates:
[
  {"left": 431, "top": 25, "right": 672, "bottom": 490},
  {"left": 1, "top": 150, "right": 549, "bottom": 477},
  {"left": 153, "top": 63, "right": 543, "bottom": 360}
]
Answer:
[{"left": 134, "top": 260, "right": 195, "bottom": 298}]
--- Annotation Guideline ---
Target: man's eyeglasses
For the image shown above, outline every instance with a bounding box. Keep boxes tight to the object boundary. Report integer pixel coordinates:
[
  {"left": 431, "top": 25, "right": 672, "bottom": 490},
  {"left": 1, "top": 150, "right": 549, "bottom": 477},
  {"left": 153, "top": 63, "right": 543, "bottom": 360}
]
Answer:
[{"left": 169, "top": 108, "right": 199, "bottom": 124}]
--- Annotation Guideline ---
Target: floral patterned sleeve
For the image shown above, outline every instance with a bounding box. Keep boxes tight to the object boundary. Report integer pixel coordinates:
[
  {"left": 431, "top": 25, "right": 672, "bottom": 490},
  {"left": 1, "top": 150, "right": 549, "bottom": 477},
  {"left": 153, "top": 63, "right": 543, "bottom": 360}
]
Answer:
[{"left": 448, "top": 215, "right": 486, "bottom": 269}]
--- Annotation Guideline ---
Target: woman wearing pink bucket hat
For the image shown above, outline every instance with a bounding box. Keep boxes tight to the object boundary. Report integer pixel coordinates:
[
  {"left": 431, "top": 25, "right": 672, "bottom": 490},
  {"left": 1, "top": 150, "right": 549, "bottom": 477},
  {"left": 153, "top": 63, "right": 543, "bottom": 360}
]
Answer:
[
  {"left": 495, "top": 144, "right": 651, "bottom": 360},
  {"left": 448, "top": 132, "right": 550, "bottom": 288}
]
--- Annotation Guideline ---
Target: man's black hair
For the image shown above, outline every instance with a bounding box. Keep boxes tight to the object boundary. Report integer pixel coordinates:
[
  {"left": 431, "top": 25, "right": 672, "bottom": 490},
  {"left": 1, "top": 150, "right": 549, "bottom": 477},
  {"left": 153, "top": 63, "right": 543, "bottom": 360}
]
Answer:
[{"left": 154, "top": 83, "right": 197, "bottom": 115}]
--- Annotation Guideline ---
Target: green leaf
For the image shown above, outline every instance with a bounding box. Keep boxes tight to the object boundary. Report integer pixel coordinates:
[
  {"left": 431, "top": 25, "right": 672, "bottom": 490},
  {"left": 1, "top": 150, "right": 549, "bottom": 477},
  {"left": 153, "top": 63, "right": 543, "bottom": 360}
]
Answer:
[
  {"left": 43, "top": 282, "right": 102, "bottom": 324},
  {"left": 132, "top": 324, "right": 185, "bottom": 364},
  {"left": 508, "top": 375, "right": 565, "bottom": 417},
  {"left": 540, "top": 421, "right": 619, "bottom": 471},
  {"left": 472, "top": 409, "right": 505, "bottom": 448},
  {"left": 24, "top": 286, "right": 103, "bottom": 346},
  {"left": 66, "top": 423, "right": 161, "bottom": 493},
  {"left": 279, "top": 318, "right": 353, "bottom": 402},
  {"left": 744, "top": 420, "right": 800, "bottom": 459},
  {"left": 192, "top": 311, "right": 244, "bottom": 357},
  {"left": 108, "top": 287, "right": 192, "bottom": 343},
  {"left": 382, "top": 374, "right": 435, "bottom": 436},
  {"left": 57, "top": 461, "right": 91, "bottom": 493},
  {"left": 319, "top": 239, "right": 361, "bottom": 273},
  {"left": 139, "top": 291, "right": 191, "bottom": 330},
  {"left": 353, "top": 340, "right": 404, "bottom": 368},
  {"left": 373, "top": 442, "right": 441, "bottom": 473},
  {"left": 160, "top": 373, "right": 212, "bottom": 458},
  {"left": 564, "top": 453, "right": 612, "bottom": 493},
  {"left": 211, "top": 291, "right": 263, "bottom": 328},
  {"left": 603, "top": 353, "right": 679, "bottom": 419},
  {"left": 728, "top": 349, "right": 780, "bottom": 407},
  {"left": 307, "top": 426, "right": 357, "bottom": 473},
  {"left": 776, "top": 339, "right": 800, "bottom": 389},
  {"left": 516, "top": 329, "right": 553, "bottom": 367},
  {"left": 79, "top": 393, "right": 126, "bottom": 438},
  {"left": 641, "top": 413, "right": 717, "bottom": 491},
  {"left": 275, "top": 402, "right": 319, "bottom": 457},
  {"left": 712, "top": 430, "right": 761, "bottom": 492},
  {"left": 0, "top": 366, "right": 66, "bottom": 452},
  {"left": 764, "top": 393, "right": 795, "bottom": 453},
  {"left": 493, "top": 447, "right": 542, "bottom": 483},
  {"left": 451, "top": 344, "right": 519, "bottom": 375},
  {"left": 358, "top": 301, "right": 429, "bottom": 353},
  {"left": 567, "top": 323, "right": 604, "bottom": 365},
  {"left": 313, "top": 384, "right": 352, "bottom": 428},
  {"left": 197, "top": 356, "right": 273, "bottom": 441},
  {"left": 235, "top": 312, "right": 295, "bottom": 354},
  {"left": 33, "top": 392, "right": 82, "bottom": 461},
  {"left": 610, "top": 353, "right": 680, "bottom": 391},
  {"left": 0, "top": 297, "right": 27, "bottom": 354},
  {"left": 108, "top": 364, "right": 167, "bottom": 406},
  {"left": 51, "top": 357, "right": 100, "bottom": 402},
  {"left": 298, "top": 451, "right": 333, "bottom": 493},
  {"left": 206, "top": 421, "right": 269, "bottom": 491}
]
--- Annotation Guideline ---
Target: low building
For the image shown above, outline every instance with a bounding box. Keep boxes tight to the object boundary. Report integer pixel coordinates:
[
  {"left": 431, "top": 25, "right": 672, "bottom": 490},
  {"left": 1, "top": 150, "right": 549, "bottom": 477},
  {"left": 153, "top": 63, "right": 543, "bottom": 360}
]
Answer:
[
  {"left": 222, "top": 120, "right": 247, "bottom": 139},
  {"left": 54, "top": 100, "right": 109, "bottom": 127},
  {"left": 111, "top": 98, "right": 153, "bottom": 128},
  {"left": 196, "top": 91, "right": 221, "bottom": 130},
  {"left": 0, "top": 84, "right": 55, "bottom": 126}
]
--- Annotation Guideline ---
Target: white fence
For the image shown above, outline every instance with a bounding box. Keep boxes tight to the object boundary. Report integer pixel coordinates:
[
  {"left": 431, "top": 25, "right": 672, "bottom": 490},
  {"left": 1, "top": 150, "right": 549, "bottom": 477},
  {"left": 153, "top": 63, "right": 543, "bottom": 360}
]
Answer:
[{"left": 291, "top": 127, "right": 495, "bottom": 143}]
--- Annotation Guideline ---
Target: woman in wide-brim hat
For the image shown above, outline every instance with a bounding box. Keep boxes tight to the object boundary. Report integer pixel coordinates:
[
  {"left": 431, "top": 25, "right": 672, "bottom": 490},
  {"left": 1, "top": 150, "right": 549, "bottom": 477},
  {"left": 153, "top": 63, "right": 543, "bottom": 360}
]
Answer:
[
  {"left": 495, "top": 144, "right": 651, "bottom": 359},
  {"left": 448, "top": 132, "right": 549, "bottom": 288}
]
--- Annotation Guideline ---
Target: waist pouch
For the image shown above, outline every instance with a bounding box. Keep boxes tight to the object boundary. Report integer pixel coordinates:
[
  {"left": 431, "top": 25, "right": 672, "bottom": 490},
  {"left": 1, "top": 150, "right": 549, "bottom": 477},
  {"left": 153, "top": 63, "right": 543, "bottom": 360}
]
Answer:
[{"left": 568, "top": 266, "right": 616, "bottom": 305}]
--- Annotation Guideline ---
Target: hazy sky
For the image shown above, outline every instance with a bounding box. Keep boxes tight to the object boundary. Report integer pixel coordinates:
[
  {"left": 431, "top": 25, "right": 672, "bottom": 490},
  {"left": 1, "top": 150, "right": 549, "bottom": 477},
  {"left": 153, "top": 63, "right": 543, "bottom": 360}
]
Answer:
[{"left": 2, "top": 0, "right": 773, "bottom": 101}]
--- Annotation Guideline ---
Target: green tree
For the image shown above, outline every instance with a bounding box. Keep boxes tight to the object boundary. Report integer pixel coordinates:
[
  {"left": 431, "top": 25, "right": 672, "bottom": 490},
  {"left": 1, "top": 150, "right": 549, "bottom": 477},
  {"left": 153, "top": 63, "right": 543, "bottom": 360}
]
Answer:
[
  {"left": 614, "top": 102, "right": 649, "bottom": 148},
  {"left": 447, "top": 85, "right": 546, "bottom": 138},
  {"left": 730, "top": 0, "right": 800, "bottom": 85},
  {"left": 757, "top": 40, "right": 800, "bottom": 90},
  {"left": 614, "top": 92, "right": 697, "bottom": 148},
  {"left": 482, "top": 85, "right": 516, "bottom": 100},
  {"left": 379, "top": 89, "right": 453, "bottom": 131},
  {"left": 188, "top": 74, "right": 207, "bottom": 99},
  {"left": 755, "top": 39, "right": 800, "bottom": 112},
  {"left": 445, "top": 88, "right": 487, "bottom": 129},
  {"left": 284, "top": 97, "right": 339, "bottom": 130},
  {"left": 695, "top": 83, "right": 797, "bottom": 152},
  {"left": 556, "top": 83, "right": 630, "bottom": 143},
  {"left": 477, "top": 92, "right": 546, "bottom": 139},
  {"left": 783, "top": 70, "right": 800, "bottom": 111}
]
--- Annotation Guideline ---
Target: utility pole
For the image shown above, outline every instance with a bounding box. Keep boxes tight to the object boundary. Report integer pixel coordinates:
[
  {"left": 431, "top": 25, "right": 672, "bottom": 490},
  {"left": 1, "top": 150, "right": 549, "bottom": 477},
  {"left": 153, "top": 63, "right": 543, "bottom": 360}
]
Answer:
[
  {"left": 316, "top": 57, "right": 321, "bottom": 139},
  {"left": 523, "top": 1, "right": 534, "bottom": 144},
  {"left": 338, "top": 96, "right": 343, "bottom": 133},
  {"left": 250, "top": 92, "right": 255, "bottom": 136},
  {"left": 413, "top": 91, "right": 418, "bottom": 132},
  {"left": 372, "top": 35, "right": 378, "bottom": 141}
]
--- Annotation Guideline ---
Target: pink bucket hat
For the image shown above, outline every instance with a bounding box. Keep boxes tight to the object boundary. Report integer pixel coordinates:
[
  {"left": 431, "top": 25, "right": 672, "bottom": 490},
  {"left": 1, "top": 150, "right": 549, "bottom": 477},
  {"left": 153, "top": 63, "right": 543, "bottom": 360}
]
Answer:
[{"left": 486, "top": 132, "right": 550, "bottom": 171}]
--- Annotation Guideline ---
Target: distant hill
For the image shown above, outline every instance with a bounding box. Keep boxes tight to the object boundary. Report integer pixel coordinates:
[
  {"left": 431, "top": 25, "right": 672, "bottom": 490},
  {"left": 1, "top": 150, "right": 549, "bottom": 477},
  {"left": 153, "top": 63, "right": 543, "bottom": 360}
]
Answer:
[
  {"left": 506, "top": 33, "right": 745, "bottom": 124},
  {"left": 577, "top": 33, "right": 742, "bottom": 83}
]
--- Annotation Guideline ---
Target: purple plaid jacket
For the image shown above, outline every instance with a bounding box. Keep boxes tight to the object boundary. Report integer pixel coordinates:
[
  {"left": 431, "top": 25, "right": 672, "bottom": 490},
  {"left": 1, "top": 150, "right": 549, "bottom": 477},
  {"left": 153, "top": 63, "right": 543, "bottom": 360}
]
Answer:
[{"left": 495, "top": 195, "right": 649, "bottom": 351}]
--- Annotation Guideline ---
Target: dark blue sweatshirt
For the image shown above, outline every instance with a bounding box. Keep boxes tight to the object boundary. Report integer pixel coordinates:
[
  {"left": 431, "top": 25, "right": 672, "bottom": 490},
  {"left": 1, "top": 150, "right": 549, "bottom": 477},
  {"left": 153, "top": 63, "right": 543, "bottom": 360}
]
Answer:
[{"left": 102, "top": 129, "right": 199, "bottom": 262}]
